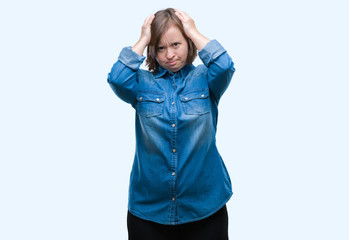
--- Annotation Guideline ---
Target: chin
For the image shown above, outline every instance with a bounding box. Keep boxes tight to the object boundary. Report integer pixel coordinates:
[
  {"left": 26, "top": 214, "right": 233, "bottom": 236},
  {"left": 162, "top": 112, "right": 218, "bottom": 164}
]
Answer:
[
  {"left": 169, "top": 67, "right": 179, "bottom": 72},
  {"left": 169, "top": 65, "right": 184, "bottom": 73}
]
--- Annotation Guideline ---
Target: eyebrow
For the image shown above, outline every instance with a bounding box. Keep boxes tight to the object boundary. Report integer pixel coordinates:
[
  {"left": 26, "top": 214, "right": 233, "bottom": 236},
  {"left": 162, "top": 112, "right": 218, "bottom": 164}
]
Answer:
[{"left": 158, "top": 41, "right": 181, "bottom": 47}]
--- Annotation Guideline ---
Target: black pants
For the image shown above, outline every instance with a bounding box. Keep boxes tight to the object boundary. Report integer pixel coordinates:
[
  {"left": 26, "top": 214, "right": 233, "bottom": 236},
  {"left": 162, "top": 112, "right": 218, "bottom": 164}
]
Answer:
[{"left": 127, "top": 205, "right": 228, "bottom": 240}]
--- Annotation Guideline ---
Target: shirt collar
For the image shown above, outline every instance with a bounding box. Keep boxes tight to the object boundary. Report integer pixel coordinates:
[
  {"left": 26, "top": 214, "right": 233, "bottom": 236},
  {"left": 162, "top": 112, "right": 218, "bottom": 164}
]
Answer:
[{"left": 153, "top": 64, "right": 194, "bottom": 79}]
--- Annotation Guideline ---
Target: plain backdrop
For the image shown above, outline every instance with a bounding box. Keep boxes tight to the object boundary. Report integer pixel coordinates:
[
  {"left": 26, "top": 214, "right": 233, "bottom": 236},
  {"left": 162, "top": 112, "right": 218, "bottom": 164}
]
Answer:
[{"left": 1, "top": 0, "right": 348, "bottom": 239}]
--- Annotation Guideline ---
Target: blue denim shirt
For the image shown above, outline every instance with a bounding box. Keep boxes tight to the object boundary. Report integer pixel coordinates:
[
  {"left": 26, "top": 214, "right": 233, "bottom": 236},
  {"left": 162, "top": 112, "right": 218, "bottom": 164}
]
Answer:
[{"left": 108, "top": 40, "right": 235, "bottom": 225}]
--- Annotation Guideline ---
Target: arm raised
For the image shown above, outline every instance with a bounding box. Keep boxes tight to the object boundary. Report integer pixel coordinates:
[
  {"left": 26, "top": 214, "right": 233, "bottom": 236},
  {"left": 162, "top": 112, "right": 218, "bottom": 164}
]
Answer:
[
  {"left": 174, "top": 9, "right": 209, "bottom": 50},
  {"left": 132, "top": 14, "right": 155, "bottom": 56}
]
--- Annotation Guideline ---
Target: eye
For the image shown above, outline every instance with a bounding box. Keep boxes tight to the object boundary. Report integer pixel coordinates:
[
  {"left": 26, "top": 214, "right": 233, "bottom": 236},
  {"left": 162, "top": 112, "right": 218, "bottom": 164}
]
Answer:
[
  {"left": 157, "top": 46, "right": 165, "bottom": 51},
  {"left": 173, "top": 42, "right": 180, "bottom": 47}
]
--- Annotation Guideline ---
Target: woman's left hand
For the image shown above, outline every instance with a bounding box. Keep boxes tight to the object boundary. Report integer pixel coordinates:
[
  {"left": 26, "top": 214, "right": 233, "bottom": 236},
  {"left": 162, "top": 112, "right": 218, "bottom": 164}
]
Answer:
[
  {"left": 174, "top": 9, "right": 198, "bottom": 38},
  {"left": 174, "top": 9, "right": 210, "bottom": 50}
]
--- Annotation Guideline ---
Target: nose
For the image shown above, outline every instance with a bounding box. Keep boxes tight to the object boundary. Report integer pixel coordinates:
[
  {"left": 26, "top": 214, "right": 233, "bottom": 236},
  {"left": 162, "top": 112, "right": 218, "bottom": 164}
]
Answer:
[{"left": 166, "top": 48, "right": 175, "bottom": 59}]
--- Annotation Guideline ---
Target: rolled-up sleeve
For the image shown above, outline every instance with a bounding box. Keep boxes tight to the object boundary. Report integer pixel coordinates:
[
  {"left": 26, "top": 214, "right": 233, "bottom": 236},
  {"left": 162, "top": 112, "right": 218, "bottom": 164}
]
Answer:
[
  {"left": 199, "top": 40, "right": 235, "bottom": 103},
  {"left": 107, "top": 47, "right": 146, "bottom": 107}
]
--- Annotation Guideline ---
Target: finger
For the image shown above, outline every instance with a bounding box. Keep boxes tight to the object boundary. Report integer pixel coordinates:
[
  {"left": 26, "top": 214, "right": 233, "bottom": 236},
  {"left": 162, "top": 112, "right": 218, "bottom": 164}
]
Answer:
[
  {"left": 174, "top": 11, "right": 183, "bottom": 20},
  {"left": 175, "top": 11, "right": 186, "bottom": 23},
  {"left": 147, "top": 14, "right": 155, "bottom": 25},
  {"left": 144, "top": 14, "right": 155, "bottom": 25},
  {"left": 175, "top": 9, "right": 188, "bottom": 19}
]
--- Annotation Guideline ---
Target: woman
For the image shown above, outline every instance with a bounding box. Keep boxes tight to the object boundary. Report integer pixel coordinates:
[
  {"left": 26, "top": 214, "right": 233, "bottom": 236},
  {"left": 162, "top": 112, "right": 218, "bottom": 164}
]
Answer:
[{"left": 108, "top": 8, "right": 235, "bottom": 240}]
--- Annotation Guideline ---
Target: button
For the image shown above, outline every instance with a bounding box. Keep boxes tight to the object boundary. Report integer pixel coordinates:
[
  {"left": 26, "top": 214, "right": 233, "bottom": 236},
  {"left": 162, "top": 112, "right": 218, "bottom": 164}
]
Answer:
[
  {"left": 139, "top": 97, "right": 143, "bottom": 100},
  {"left": 201, "top": 94, "right": 205, "bottom": 98},
  {"left": 172, "top": 197, "right": 175, "bottom": 201},
  {"left": 172, "top": 124, "right": 176, "bottom": 128},
  {"left": 185, "top": 97, "right": 188, "bottom": 100},
  {"left": 172, "top": 101, "right": 175, "bottom": 105},
  {"left": 172, "top": 172, "right": 175, "bottom": 176},
  {"left": 156, "top": 98, "right": 160, "bottom": 102},
  {"left": 172, "top": 149, "right": 176, "bottom": 153}
]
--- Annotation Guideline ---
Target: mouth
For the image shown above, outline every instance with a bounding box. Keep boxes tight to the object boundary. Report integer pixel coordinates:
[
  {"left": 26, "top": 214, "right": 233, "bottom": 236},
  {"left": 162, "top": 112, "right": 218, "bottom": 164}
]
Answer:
[{"left": 167, "top": 60, "right": 177, "bottom": 66}]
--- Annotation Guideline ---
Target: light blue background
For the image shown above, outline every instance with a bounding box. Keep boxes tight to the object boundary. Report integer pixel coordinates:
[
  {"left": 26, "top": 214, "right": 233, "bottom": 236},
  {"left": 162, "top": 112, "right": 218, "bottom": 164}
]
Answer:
[{"left": 1, "top": 0, "right": 348, "bottom": 239}]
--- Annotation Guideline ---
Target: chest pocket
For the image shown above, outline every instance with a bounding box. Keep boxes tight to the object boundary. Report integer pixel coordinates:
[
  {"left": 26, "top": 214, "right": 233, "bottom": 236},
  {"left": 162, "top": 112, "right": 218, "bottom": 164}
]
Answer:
[
  {"left": 136, "top": 92, "right": 165, "bottom": 117},
  {"left": 180, "top": 89, "right": 210, "bottom": 115}
]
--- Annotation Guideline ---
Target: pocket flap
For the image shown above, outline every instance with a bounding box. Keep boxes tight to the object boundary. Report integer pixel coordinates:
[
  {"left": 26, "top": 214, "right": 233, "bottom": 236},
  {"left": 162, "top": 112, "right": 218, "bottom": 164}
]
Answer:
[
  {"left": 179, "top": 89, "right": 209, "bottom": 102},
  {"left": 137, "top": 92, "right": 165, "bottom": 103}
]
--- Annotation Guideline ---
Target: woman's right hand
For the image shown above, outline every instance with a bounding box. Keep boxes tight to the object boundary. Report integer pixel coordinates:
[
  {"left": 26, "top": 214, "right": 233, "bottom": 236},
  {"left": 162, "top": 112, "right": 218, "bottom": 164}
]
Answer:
[
  {"left": 132, "top": 14, "right": 155, "bottom": 56},
  {"left": 140, "top": 14, "right": 155, "bottom": 45}
]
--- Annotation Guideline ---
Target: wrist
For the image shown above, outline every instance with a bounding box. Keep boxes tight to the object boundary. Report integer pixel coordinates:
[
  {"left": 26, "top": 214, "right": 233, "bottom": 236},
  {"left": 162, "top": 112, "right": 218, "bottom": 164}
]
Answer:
[
  {"left": 188, "top": 31, "right": 209, "bottom": 50},
  {"left": 132, "top": 38, "right": 149, "bottom": 56},
  {"left": 138, "top": 36, "right": 150, "bottom": 46}
]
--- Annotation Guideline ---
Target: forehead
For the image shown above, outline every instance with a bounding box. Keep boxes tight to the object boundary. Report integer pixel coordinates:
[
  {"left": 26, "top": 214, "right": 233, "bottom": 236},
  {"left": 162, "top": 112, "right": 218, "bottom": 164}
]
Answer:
[{"left": 158, "top": 25, "right": 185, "bottom": 45}]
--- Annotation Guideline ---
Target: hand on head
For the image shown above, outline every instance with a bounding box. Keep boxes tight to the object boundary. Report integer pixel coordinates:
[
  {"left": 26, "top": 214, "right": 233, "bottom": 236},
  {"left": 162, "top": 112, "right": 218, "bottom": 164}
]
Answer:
[
  {"left": 140, "top": 14, "right": 155, "bottom": 45},
  {"left": 132, "top": 14, "right": 155, "bottom": 56},
  {"left": 174, "top": 9, "right": 209, "bottom": 50},
  {"left": 174, "top": 9, "right": 198, "bottom": 39}
]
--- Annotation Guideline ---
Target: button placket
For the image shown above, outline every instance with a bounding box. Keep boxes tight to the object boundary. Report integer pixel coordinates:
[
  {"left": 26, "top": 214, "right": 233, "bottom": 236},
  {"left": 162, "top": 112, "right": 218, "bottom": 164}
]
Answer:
[{"left": 168, "top": 71, "right": 182, "bottom": 221}]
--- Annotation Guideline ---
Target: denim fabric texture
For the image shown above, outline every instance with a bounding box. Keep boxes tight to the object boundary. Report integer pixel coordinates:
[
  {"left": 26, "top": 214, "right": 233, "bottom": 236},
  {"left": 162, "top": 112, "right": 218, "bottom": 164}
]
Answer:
[{"left": 108, "top": 40, "right": 235, "bottom": 225}]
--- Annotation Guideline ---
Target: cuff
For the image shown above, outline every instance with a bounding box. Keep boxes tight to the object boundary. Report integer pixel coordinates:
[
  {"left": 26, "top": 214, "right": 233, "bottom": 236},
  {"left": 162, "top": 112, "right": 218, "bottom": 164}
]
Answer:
[
  {"left": 198, "top": 40, "right": 227, "bottom": 67},
  {"left": 118, "top": 47, "right": 146, "bottom": 71}
]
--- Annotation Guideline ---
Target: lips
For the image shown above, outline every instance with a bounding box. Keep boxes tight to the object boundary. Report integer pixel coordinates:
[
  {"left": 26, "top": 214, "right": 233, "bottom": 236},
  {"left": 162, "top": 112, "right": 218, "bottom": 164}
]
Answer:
[{"left": 167, "top": 60, "right": 177, "bottom": 66}]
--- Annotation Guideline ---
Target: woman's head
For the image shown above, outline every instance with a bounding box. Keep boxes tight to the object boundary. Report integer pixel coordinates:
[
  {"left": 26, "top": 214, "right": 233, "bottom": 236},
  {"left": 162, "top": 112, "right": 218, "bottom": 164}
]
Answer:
[{"left": 146, "top": 8, "right": 197, "bottom": 73}]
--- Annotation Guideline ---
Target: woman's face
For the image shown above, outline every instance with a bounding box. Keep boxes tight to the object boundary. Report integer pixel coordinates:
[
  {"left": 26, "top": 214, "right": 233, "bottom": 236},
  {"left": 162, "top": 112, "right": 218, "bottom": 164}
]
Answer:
[{"left": 156, "top": 25, "right": 189, "bottom": 73}]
